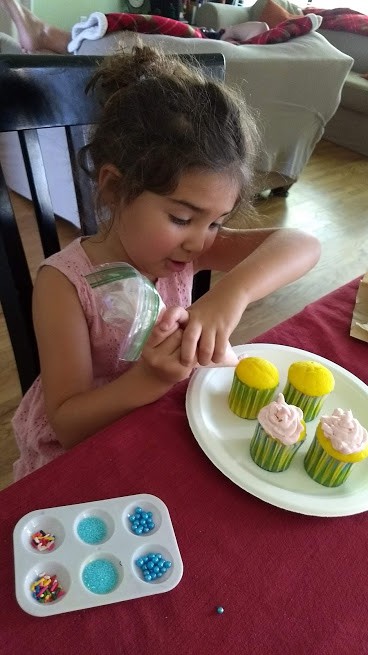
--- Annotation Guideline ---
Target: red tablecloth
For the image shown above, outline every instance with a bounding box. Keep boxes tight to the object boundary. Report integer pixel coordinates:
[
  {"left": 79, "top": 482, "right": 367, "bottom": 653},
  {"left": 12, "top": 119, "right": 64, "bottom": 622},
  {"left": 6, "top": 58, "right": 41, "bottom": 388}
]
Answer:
[
  {"left": 252, "top": 276, "right": 367, "bottom": 385},
  {"left": 1, "top": 277, "right": 367, "bottom": 654}
]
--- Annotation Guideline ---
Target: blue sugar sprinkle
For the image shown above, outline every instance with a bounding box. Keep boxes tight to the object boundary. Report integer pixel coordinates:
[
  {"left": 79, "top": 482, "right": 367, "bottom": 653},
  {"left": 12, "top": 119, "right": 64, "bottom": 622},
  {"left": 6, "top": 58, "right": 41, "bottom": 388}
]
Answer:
[
  {"left": 82, "top": 559, "right": 118, "bottom": 594},
  {"left": 77, "top": 517, "right": 107, "bottom": 544}
]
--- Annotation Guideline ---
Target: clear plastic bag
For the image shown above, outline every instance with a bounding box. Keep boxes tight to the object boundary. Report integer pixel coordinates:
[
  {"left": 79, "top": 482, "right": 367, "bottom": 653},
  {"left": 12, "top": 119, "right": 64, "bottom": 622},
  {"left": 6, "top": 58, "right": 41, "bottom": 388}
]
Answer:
[{"left": 85, "top": 263, "right": 165, "bottom": 361}]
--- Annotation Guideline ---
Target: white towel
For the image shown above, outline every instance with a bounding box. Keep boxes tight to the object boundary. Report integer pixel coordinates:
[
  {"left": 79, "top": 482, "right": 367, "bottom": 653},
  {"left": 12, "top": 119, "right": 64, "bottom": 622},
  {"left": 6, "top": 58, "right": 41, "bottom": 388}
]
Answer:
[
  {"left": 68, "top": 12, "right": 109, "bottom": 54},
  {"left": 307, "top": 14, "right": 323, "bottom": 31},
  {"left": 221, "top": 22, "right": 270, "bottom": 44}
]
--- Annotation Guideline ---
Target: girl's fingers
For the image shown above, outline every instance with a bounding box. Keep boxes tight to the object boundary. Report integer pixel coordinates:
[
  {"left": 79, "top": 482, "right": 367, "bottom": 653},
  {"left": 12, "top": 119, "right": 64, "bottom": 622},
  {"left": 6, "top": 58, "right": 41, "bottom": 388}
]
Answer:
[
  {"left": 211, "top": 334, "right": 229, "bottom": 364},
  {"left": 180, "top": 322, "right": 202, "bottom": 366},
  {"left": 220, "top": 343, "right": 239, "bottom": 366},
  {"left": 146, "top": 325, "right": 183, "bottom": 354},
  {"left": 158, "top": 306, "right": 189, "bottom": 331},
  {"left": 197, "top": 332, "right": 217, "bottom": 366},
  {"left": 144, "top": 328, "right": 197, "bottom": 376},
  {"left": 155, "top": 331, "right": 197, "bottom": 371},
  {"left": 145, "top": 323, "right": 174, "bottom": 349}
]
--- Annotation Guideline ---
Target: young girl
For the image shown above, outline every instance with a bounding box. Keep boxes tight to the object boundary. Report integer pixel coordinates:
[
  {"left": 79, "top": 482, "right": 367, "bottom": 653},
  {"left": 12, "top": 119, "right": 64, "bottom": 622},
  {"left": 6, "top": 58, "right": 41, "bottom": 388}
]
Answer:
[{"left": 12, "top": 45, "right": 320, "bottom": 480}]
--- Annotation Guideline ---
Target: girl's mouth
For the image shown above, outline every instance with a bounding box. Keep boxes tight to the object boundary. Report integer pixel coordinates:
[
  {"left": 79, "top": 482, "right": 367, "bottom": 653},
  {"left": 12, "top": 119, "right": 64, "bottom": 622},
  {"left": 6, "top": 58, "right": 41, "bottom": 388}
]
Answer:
[{"left": 166, "top": 260, "right": 187, "bottom": 273}]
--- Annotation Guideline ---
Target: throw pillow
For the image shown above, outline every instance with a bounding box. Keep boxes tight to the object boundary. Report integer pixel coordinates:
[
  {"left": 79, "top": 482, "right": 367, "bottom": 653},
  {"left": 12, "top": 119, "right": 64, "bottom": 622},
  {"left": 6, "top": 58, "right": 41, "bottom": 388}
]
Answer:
[
  {"left": 106, "top": 13, "right": 204, "bottom": 38},
  {"left": 244, "top": 14, "right": 322, "bottom": 45},
  {"left": 259, "top": 0, "right": 299, "bottom": 27},
  {"left": 271, "top": 0, "right": 303, "bottom": 15}
]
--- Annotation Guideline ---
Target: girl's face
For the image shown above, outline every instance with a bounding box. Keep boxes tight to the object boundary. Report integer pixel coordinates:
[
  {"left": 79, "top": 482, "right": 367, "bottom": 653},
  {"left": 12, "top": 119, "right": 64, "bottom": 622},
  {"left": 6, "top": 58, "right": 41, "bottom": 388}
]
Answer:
[{"left": 110, "top": 170, "right": 240, "bottom": 280}]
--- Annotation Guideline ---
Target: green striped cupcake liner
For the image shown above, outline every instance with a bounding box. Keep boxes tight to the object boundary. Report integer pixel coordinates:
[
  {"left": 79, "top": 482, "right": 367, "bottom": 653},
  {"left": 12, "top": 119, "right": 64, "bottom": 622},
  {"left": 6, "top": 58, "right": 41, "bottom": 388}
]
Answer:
[
  {"left": 283, "top": 382, "right": 327, "bottom": 422},
  {"left": 228, "top": 377, "right": 276, "bottom": 419},
  {"left": 304, "top": 436, "right": 352, "bottom": 487},
  {"left": 250, "top": 424, "right": 304, "bottom": 472}
]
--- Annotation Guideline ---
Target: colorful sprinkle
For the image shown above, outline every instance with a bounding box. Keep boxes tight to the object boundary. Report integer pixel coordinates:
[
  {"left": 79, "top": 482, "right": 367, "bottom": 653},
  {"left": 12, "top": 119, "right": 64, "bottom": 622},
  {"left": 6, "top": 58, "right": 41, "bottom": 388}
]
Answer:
[
  {"left": 77, "top": 516, "right": 107, "bottom": 544},
  {"left": 31, "top": 573, "right": 64, "bottom": 603},
  {"left": 128, "top": 506, "right": 155, "bottom": 535},
  {"left": 135, "top": 552, "right": 172, "bottom": 582},
  {"left": 216, "top": 606, "right": 225, "bottom": 614},
  {"left": 82, "top": 559, "right": 119, "bottom": 594},
  {"left": 31, "top": 530, "right": 55, "bottom": 552}
]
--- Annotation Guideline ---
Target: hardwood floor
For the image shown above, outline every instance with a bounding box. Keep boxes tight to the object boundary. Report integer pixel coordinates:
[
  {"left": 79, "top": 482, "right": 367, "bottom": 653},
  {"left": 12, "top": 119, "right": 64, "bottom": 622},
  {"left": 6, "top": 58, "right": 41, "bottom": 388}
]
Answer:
[{"left": 1, "top": 139, "right": 367, "bottom": 490}]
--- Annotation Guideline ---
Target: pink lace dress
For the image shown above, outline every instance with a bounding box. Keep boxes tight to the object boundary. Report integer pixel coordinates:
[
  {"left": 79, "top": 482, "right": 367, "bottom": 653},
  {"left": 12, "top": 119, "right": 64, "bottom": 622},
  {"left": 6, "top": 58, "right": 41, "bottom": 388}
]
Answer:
[{"left": 12, "top": 238, "right": 193, "bottom": 480}]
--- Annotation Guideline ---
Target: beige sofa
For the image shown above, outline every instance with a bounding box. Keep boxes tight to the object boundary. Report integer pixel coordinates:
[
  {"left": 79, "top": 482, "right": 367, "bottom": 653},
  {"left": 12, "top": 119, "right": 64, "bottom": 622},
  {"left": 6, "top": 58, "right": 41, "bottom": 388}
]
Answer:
[
  {"left": 76, "top": 9, "right": 352, "bottom": 192},
  {"left": 317, "top": 30, "right": 368, "bottom": 157},
  {"left": 194, "top": 0, "right": 368, "bottom": 157},
  {"left": 0, "top": 6, "right": 353, "bottom": 224}
]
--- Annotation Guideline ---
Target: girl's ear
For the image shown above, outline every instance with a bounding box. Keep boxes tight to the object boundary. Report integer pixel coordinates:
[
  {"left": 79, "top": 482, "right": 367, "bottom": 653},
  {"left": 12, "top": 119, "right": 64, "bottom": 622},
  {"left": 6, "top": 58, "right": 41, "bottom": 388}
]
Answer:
[{"left": 98, "top": 164, "right": 122, "bottom": 206}]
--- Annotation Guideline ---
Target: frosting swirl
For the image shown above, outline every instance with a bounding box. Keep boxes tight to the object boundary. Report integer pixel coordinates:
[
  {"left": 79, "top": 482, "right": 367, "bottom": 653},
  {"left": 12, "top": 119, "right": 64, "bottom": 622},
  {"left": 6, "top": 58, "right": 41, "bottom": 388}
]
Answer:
[
  {"left": 258, "top": 393, "right": 304, "bottom": 445},
  {"left": 321, "top": 409, "right": 368, "bottom": 454}
]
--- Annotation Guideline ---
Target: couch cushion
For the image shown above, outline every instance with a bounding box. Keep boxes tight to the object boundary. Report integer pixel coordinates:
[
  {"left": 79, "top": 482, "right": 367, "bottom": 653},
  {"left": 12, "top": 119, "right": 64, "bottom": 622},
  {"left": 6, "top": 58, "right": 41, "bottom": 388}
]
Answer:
[
  {"left": 195, "top": 4, "right": 253, "bottom": 30},
  {"left": 320, "top": 29, "right": 368, "bottom": 73},
  {"left": 340, "top": 72, "right": 368, "bottom": 115},
  {"left": 0, "top": 33, "right": 22, "bottom": 54}
]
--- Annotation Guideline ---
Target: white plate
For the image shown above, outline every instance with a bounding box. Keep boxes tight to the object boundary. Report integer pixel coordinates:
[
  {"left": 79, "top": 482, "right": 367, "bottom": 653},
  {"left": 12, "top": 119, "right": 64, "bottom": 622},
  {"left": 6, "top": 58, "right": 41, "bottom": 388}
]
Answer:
[
  {"left": 13, "top": 494, "right": 183, "bottom": 616},
  {"left": 186, "top": 344, "right": 368, "bottom": 517}
]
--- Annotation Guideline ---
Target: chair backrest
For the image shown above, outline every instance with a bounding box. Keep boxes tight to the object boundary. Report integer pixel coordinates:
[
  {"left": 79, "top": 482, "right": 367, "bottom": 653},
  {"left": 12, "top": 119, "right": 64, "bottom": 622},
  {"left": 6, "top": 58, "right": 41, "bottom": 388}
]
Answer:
[{"left": 0, "top": 52, "right": 224, "bottom": 395}]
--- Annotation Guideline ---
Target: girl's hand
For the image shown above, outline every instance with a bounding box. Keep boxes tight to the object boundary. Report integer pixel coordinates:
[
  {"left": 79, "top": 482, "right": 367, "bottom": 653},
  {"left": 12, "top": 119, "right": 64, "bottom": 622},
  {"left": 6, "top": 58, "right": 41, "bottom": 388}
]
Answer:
[
  {"left": 157, "top": 306, "right": 189, "bottom": 333},
  {"left": 156, "top": 305, "right": 239, "bottom": 368},
  {"left": 181, "top": 287, "right": 246, "bottom": 366},
  {"left": 188, "top": 226, "right": 321, "bottom": 368},
  {"left": 138, "top": 320, "right": 196, "bottom": 385}
]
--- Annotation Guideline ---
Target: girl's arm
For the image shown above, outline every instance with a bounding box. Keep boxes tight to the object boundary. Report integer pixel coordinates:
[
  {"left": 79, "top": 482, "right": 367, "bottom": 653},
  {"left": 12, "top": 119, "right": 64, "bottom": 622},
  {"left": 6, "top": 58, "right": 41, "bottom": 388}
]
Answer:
[
  {"left": 33, "top": 267, "right": 194, "bottom": 449},
  {"left": 194, "top": 226, "right": 320, "bottom": 279},
  {"left": 182, "top": 227, "right": 320, "bottom": 365}
]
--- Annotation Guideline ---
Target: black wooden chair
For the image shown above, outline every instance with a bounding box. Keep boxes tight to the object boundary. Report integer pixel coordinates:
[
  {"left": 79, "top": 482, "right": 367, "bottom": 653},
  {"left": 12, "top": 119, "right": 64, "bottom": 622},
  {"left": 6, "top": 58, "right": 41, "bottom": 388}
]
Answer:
[{"left": 0, "top": 52, "right": 224, "bottom": 395}]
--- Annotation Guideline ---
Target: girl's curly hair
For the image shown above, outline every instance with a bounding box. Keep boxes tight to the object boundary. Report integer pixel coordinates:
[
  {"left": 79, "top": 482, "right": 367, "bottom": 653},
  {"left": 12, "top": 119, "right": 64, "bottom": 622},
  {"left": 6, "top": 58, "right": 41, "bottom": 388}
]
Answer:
[{"left": 79, "top": 44, "right": 260, "bottom": 216}]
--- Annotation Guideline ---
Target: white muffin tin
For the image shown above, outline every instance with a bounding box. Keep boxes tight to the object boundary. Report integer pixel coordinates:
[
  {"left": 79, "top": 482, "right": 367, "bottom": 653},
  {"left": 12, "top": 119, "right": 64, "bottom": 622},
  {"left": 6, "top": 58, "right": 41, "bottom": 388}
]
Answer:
[{"left": 13, "top": 494, "right": 183, "bottom": 617}]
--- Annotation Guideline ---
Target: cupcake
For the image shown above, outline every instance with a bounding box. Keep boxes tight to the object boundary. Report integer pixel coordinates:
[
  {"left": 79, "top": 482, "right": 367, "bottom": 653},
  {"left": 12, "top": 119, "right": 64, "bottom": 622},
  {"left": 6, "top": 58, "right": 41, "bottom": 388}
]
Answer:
[
  {"left": 283, "top": 361, "right": 335, "bottom": 422},
  {"left": 250, "top": 393, "right": 306, "bottom": 472},
  {"left": 228, "top": 357, "right": 279, "bottom": 419},
  {"left": 304, "top": 408, "right": 368, "bottom": 487}
]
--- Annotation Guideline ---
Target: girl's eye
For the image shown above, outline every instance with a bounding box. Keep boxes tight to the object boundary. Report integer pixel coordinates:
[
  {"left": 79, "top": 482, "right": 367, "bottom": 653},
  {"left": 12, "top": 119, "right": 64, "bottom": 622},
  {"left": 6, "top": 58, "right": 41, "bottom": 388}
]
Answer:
[
  {"left": 169, "top": 215, "right": 190, "bottom": 226},
  {"left": 169, "top": 215, "right": 222, "bottom": 230}
]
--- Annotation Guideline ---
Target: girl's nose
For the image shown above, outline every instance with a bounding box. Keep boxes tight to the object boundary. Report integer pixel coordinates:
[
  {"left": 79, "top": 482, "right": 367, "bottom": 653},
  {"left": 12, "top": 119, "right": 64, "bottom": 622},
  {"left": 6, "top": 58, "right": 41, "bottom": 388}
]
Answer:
[{"left": 182, "top": 229, "right": 207, "bottom": 254}]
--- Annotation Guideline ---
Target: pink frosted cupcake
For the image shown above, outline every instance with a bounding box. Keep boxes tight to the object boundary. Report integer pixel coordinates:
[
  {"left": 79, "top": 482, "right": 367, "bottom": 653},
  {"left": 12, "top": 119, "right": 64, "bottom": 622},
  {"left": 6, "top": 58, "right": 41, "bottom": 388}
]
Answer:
[
  {"left": 304, "top": 409, "right": 368, "bottom": 487},
  {"left": 250, "top": 393, "right": 306, "bottom": 472}
]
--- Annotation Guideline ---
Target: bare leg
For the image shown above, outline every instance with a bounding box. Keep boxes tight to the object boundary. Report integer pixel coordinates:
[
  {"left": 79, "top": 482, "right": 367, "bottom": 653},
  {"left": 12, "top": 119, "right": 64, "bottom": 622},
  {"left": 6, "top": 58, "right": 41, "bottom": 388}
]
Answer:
[{"left": 0, "top": 0, "right": 70, "bottom": 53}]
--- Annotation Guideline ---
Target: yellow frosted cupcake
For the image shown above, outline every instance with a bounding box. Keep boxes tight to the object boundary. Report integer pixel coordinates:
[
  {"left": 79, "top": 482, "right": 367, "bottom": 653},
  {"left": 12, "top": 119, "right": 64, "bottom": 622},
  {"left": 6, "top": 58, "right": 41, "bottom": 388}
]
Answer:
[
  {"left": 228, "top": 356, "right": 279, "bottom": 419},
  {"left": 304, "top": 409, "right": 368, "bottom": 487},
  {"left": 250, "top": 393, "right": 306, "bottom": 472},
  {"left": 283, "top": 361, "right": 335, "bottom": 422}
]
